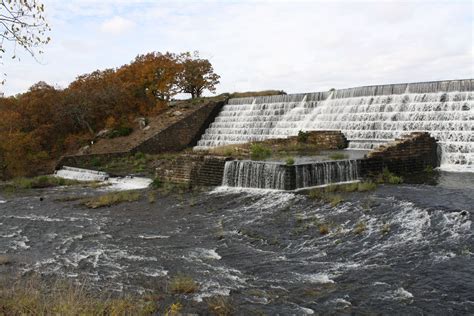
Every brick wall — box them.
[360,132,438,176]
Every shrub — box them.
[319,224,330,235]
[169,275,199,294]
[286,157,295,165]
[151,177,163,189]
[108,126,133,138]
[424,165,434,173]
[328,153,349,160]
[297,130,309,143]
[357,181,377,192]
[250,143,272,160]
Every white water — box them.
[54,166,152,190]
[54,166,109,181]
[195,80,473,172]
[222,159,360,190]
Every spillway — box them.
[195,79,474,172]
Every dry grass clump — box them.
[169,275,199,294]
[81,190,141,209]
[206,295,233,316]
[0,278,157,315]
[353,221,367,235]
[319,224,330,235]
[0,255,12,265]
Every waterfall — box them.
[222,160,288,190]
[54,166,109,181]
[222,159,360,190]
[195,79,473,172]
[294,160,360,188]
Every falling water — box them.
[222,160,288,190]
[195,79,474,172]
[294,160,360,188]
[54,166,109,181]
[222,159,360,190]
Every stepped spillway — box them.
[195,79,474,172]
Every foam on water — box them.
[54,166,152,191]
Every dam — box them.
[195,79,473,173]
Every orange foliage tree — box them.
[0,51,220,179]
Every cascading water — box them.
[195,79,474,172]
[222,160,288,190]
[294,160,360,188]
[54,166,109,181]
[222,159,360,190]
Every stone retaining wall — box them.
[155,155,231,187]
[56,99,226,169]
[360,132,438,176]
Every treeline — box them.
[0,52,220,179]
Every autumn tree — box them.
[0,0,50,60]
[178,52,220,99]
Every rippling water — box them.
[0,172,473,314]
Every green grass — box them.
[375,168,403,184]
[2,176,84,192]
[308,189,344,206]
[81,190,141,209]
[286,157,295,165]
[328,153,349,160]
[250,143,272,160]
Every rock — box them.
[78,145,90,155]
[96,129,110,138]
[135,117,147,129]
[143,125,151,131]
[172,111,183,117]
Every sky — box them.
[1,0,473,96]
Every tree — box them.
[0,0,50,61]
[178,52,220,99]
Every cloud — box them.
[1,0,472,96]
[100,16,135,34]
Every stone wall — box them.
[360,132,438,176]
[300,131,348,149]
[133,100,226,154]
[56,99,226,169]
[155,155,231,187]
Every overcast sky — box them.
[1,0,473,96]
